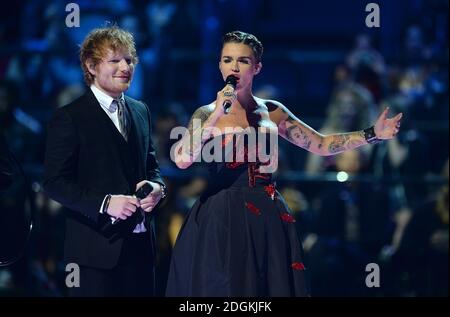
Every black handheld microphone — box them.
[108,182,153,226]
[223,75,238,114]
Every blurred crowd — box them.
[0,0,448,297]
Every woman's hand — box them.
[213,86,237,118]
[374,107,403,140]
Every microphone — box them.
[223,75,238,114]
[106,182,153,227]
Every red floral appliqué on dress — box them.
[291,262,306,270]
[263,183,277,200]
[280,213,296,223]
[245,201,261,216]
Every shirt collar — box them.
[90,85,124,113]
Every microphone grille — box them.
[225,75,238,87]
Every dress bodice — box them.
[202,132,277,191]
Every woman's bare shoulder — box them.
[254,97,289,124]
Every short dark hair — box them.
[222,31,263,63]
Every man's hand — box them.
[136,180,163,213]
[107,195,140,220]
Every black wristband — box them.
[363,126,380,144]
[103,194,112,214]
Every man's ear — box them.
[86,59,96,76]
[254,62,262,75]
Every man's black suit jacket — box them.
[43,89,164,269]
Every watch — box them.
[159,184,167,199]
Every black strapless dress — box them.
[166,134,309,297]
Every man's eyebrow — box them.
[107,55,132,60]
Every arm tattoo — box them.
[283,119,312,150]
[180,107,214,160]
[187,108,210,133]
[328,135,350,153]
[327,131,366,154]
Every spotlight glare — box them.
[336,171,349,182]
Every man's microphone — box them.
[223,75,238,114]
[106,182,153,228]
